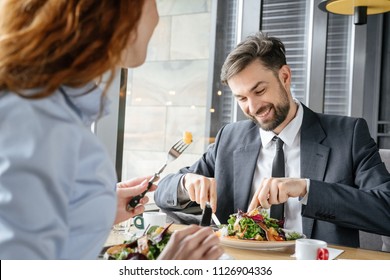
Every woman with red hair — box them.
[0,0,223,260]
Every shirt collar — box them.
[259,99,303,148]
[61,82,111,126]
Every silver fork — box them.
[127,139,191,210]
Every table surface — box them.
[105,225,390,260]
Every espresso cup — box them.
[133,212,167,231]
[295,239,329,260]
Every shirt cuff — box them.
[299,179,310,205]
[177,175,191,207]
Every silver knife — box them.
[212,213,221,226]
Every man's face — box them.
[227,59,292,132]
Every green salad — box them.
[220,208,303,241]
[104,225,171,260]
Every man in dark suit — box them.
[154,32,390,247]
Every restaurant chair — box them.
[359,149,390,252]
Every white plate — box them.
[219,230,305,250]
[220,237,296,250]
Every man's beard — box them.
[247,85,290,131]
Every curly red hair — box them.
[0,0,145,98]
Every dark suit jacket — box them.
[154,104,390,247]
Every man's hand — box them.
[248,178,307,212]
[183,173,217,212]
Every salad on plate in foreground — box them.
[217,207,304,242]
[103,224,172,260]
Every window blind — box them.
[323,14,352,116]
[209,0,238,137]
[260,0,309,104]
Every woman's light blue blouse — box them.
[0,84,117,259]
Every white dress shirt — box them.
[251,100,304,233]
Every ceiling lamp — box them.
[318,0,390,25]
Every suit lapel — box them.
[233,124,261,212]
[300,105,329,181]
[301,141,329,180]
[300,105,330,237]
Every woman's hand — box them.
[158,225,224,260]
[114,176,157,225]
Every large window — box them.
[96,1,388,212]
[323,15,352,115]
[377,13,390,148]
[260,0,355,117]
[117,0,357,188]
[260,0,310,104]
[119,0,237,209]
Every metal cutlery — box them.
[200,202,213,226]
[127,138,191,210]
[199,202,222,228]
[212,213,221,226]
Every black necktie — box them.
[270,136,285,220]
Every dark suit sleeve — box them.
[304,118,390,236]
